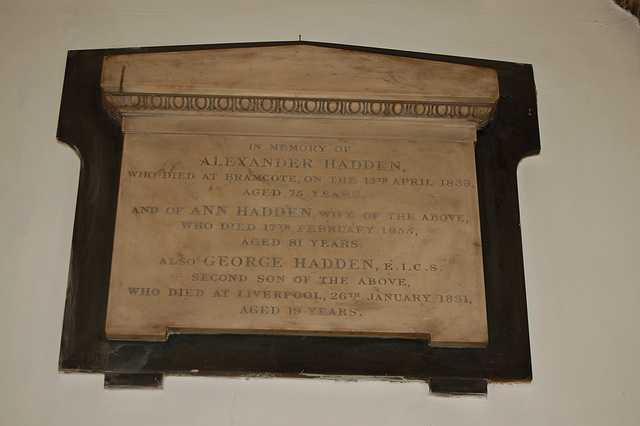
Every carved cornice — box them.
[104,92,497,129]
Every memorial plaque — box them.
[58,42,538,392]
[107,122,486,345]
[102,46,496,347]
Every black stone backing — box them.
[57,41,539,394]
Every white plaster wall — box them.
[1,1,639,424]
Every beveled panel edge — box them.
[121,114,478,142]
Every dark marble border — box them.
[57,41,539,394]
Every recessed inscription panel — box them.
[106,122,487,346]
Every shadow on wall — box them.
[616,0,640,20]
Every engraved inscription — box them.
[106,134,488,346]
